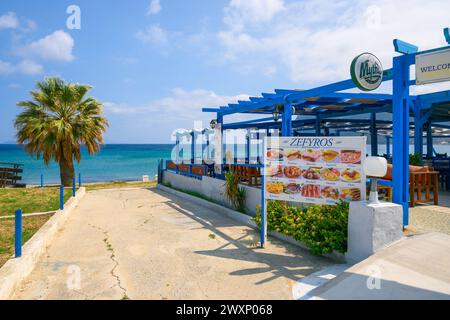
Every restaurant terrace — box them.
[166,29,450,227]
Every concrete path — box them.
[12,188,333,300]
[306,232,450,300]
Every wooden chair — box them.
[381,164,439,206]
[409,171,439,206]
[230,165,261,186]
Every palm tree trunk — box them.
[59,161,75,187]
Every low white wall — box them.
[163,171,262,216]
[0,187,86,299]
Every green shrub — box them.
[224,171,246,213]
[254,200,349,255]
[409,153,423,166]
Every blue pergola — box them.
[199,29,450,226]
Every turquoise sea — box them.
[1,143,449,185]
[0,144,174,185]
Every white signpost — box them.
[260,136,367,247]
[416,48,450,85]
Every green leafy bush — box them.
[224,171,246,213]
[409,153,423,166]
[254,200,349,255]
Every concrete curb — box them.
[157,184,346,263]
[0,187,86,300]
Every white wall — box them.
[162,171,261,216]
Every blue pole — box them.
[15,209,22,258]
[245,130,250,164]
[60,185,64,210]
[256,132,260,164]
[281,102,293,136]
[386,136,391,159]
[413,105,423,158]
[260,138,266,248]
[370,112,378,156]
[78,173,82,187]
[426,123,433,158]
[315,118,321,136]
[191,131,195,164]
[72,177,76,197]
[40,174,44,189]
[392,54,410,226]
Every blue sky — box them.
[1,0,449,143]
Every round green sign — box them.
[350,53,383,91]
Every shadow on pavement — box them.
[151,188,334,286]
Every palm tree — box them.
[15,77,108,186]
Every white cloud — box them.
[218,0,450,86]
[148,0,162,15]
[0,59,42,76]
[224,0,285,32]
[136,24,169,46]
[0,60,14,74]
[104,88,249,118]
[16,60,43,75]
[24,30,75,62]
[103,88,250,142]
[0,12,19,30]
[8,83,21,89]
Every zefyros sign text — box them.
[263,136,367,205]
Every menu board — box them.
[264,137,366,205]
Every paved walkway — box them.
[13,188,333,300]
[306,232,450,300]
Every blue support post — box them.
[386,136,391,159]
[260,138,266,248]
[256,132,261,164]
[370,112,378,156]
[281,102,292,136]
[60,185,64,210]
[14,209,22,258]
[426,123,433,158]
[413,102,423,158]
[191,131,195,164]
[40,174,44,189]
[72,177,76,197]
[315,118,321,136]
[245,130,250,164]
[392,53,410,226]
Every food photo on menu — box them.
[266,148,284,161]
[340,150,362,164]
[321,149,340,163]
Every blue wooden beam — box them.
[444,27,450,45]
[202,108,221,113]
[393,39,419,54]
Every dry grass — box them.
[85,180,156,191]
[0,214,53,267]
[0,188,72,217]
